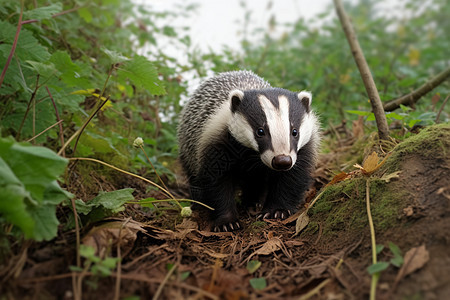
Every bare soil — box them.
[2,124,450,299]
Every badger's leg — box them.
[193,144,241,232]
[240,170,269,210]
[261,165,312,220]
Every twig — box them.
[152,263,178,300]
[71,97,109,155]
[0,1,24,88]
[365,178,378,300]
[26,120,62,142]
[114,218,131,300]
[384,67,450,111]
[435,95,449,123]
[17,75,40,140]
[46,86,66,157]
[333,0,390,141]
[71,64,115,155]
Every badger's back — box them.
[178,71,271,176]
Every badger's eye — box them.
[292,128,298,137]
[256,128,265,137]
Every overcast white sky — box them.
[136,0,333,52]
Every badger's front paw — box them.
[260,208,293,220]
[213,221,241,232]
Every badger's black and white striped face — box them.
[228,88,316,171]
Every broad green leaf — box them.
[249,277,267,290]
[27,202,60,241]
[23,3,62,20]
[246,260,262,274]
[78,7,93,23]
[102,47,130,64]
[50,51,89,88]
[0,157,35,238]
[25,60,56,77]
[3,141,68,201]
[117,55,166,95]
[89,188,134,212]
[367,262,390,275]
[0,138,70,241]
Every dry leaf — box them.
[355,152,391,175]
[352,116,364,139]
[294,211,310,236]
[362,152,380,174]
[248,237,283,261]
[82,220,144,257]
[380,171,401,182]
[403,206,414,217]
[326,171,350,187]
[397,244,429,280]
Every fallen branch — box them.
[383,67,450,111]
[333,0,390,141]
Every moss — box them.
[248,221,267,233]
[310,169,409,235]
[308,124,449,237]
[384,123,450,173]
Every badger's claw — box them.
[259,208,293,220]
[213,221,241,232]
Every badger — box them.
[177,70,320,232]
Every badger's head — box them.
[228,88,317,171]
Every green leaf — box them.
[4,140,68,201]
[89,188,134,212]
[23,3,62,20]
[388,242,402,257]
[367,262,390,275]
[138,197,157,208]
[249,277,267,291]
[0,137,71,241]
[80,244,96,259]
[376,244,384,254]
[102,47,130,64]
[25,60,56,77]
[346,110,372,116]
[117,55,166,95]
[247,260,262,274]
[0,157,35,238]
[389,242,403,267]
[78,7,93,23]
[180,271,190,281]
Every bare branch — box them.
[333,0,390,141]
[383,67,450,111]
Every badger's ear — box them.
[298,91,312,113]
[229,89,245,113]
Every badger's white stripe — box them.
[297,112,319,150]
[259,95,291,154]
[258,95,298,169]
[229,112,258,151]
[198,101,232,160]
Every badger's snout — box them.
[272,155,292,170]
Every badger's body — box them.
[178,71,320,231]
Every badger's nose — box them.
[272,155,292,170]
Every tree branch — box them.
[333,0,390,140]
[383,67,450,111]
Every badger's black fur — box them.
[178,71,320,231]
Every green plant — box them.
[0,136,71,241]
